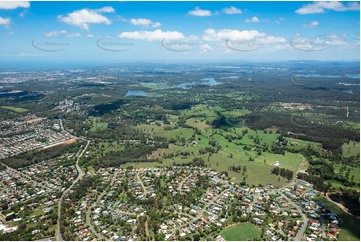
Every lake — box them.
[175,77,222,89]
[297,74,360,79]
[125,91,148,97]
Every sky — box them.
[0,1,359,66]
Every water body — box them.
[175,77,222,89]
[221,76,240,79]
[338,82,359,86]
[125,91,148,97]
[345,74,360,79]
[298,74,360,79]
[341,90,354,94]
[201,77,223,86]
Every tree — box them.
[18,222,26,230]
[194,233,200,241]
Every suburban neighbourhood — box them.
[0,125,346,241]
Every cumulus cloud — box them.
[95,6,115,13]
[291,33,359,52]
[0,1,30,10]
[222,6,243,15]
[58,8,112,31]
[130,18,161,27]
[324,33,359,47]
[202,28,286,44]
[118,29,185,41]
[296,1,360,14]
[0,16,11,28]
[200,43,213,52]
[45,30,81,37]
[188,7,212,17]
[302,21,320,28]
[245,16,260,23]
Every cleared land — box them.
[139,116,305,187]
[1,106,28,113]
[88,117,108,133]
[342,141,360,158]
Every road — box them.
[59,119,64,131]
[169,189,231,236]
[0,161,52,192]
[56,140,90,241]
[281,194,309,241]
[197,188,230,219]
[136,173,147,196]
[85,169,119,240]
[177,174,192,192]
[114,209,136,217]
[247,193,259,213]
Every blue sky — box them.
[0,1,359,65]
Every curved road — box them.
[85,170,119,240]
[281,194,309,241]
[177,174,192,193]
[136,173,147,196]
[56,140,90,241]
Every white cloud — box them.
[188,7,212,17]
[87,34,95,38]
[302,21,320,28]
[0,1,30,10]
[1,52,41,57]
[130,18,161,28]
[200,43,213,52]
[45,30,81,37]
[118,29,185,41]
[66,32,81,37]
[202,28,286,44]
[95,6,115,13]
[291,33,359,51]
[19,10,27,17]
[58,9,111,31]
[0,17,11,28]
[222,6,243,15]
[296,1,360,14]
[274,17,285,24]
[324,33,359,47]
[245,16,260,23]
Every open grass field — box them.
[1,106,28,113]
[88,117,108,133]
[332,163,360,189]
[140,82,170,90]
[342,141,360,158]
[140,115,307,187]
[219,223,261,241]
[286,138,321,151]
[96,142,124,154]
[315,195,360,241]
[185,118,211,132]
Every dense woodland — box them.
[2,142,82,169]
